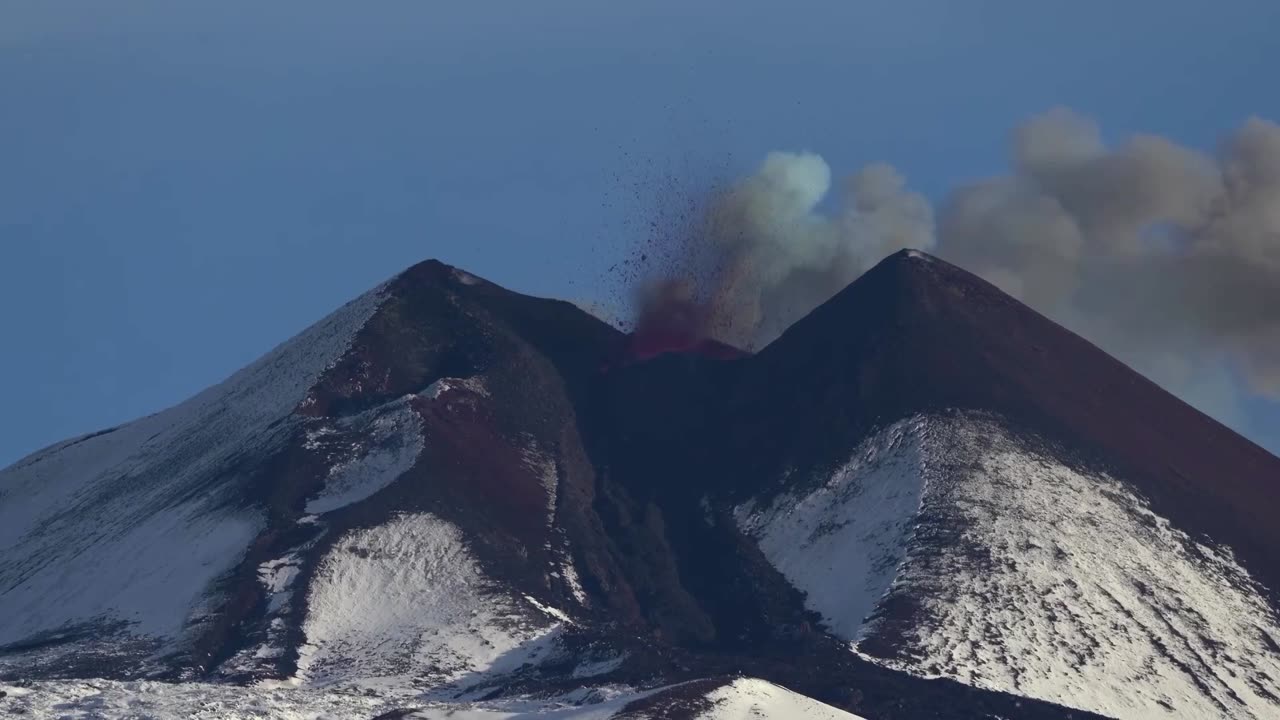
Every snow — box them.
[297,512,559,687]
[423,376,491,401]
[0,680,624,720]
[695,678,867,719]
[735,417,928,641]
[259,556,302,596]
[742,412,1280,720]
[523,595,574,624]
[571,655,626,679]
[560,556,590,607]
[221,529,329,676]
[522,436,582,608]
[0,284,386,671]
[402,693,639,720]
[0,680,395,720]
[424,379,452,400]
[258,553,305,613]
[0,676,859,718]
[304,397,424,514]
[519,438,560,525]
[453,268,484,286]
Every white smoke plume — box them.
[677,109,1280,443]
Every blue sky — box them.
[3,1,1279,465]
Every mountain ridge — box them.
[1,249,1277,719]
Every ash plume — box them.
[632,152,934,350]
[937,109,1280,412]
[627,108,1280,442]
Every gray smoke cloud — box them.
[688,109,1280,442]
[698,152,934,347]
[938,109,1280,407]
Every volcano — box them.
[1,251,1277,720]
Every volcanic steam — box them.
[616,108,1280,453]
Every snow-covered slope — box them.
[0,285,387,676]
[734,418,927,643]
[693,678,867,719]
[737,412,1280,719]
[302,397,425,515]
[297,512,561,686]
[0,677,863,720]
[0,259,624,692]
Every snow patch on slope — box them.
[0,285,386,671]
[519,436,560,525]
[696,678,867,719]
[743,413,1280,720]
[424,376,491,400]
[453,268,484,286]
[735,416,928,641]
[571,655,626,679]
[305,398,424,514]
[0,679,400,720]
[219,526,331,678]
[259,554,304,611]
[297,512,558,687]
[560,554,590,607]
